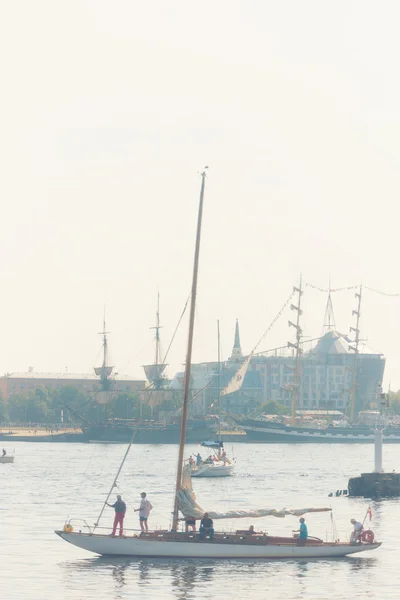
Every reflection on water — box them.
[60,554,382,600]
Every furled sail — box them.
[95,391,117,405]
[94,366,113,379]
[177,466,331,520]
[220,354,252,396]
[143,364,167,384]
[139,388,174,407]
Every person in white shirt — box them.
[350,518,363,543]
[134,492,153,532]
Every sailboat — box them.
[56,170,381,558]
[189,320,235,478]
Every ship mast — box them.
[142,294,167,388]
[172,168,207,531]
[151,292,162,367]
[217,319,221,442]
[288,276,303,426]
[94,309,113,391]
[349,285,362,424]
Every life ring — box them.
[360,530,374,544]
[63,524,74,533]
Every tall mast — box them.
[102,310,108,373]
[217,319,221,442]
[143,293,167,388]
[288,276,303,426]
[349,285,362,424]
[94,307,113,392]
[172,168,207,531]
[150,292,162,367]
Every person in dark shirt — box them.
[199,513,214,540]
[106,494,127,536]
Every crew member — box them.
[106,494,126,537]
[199,512,214,541]
[185,517,197,532]
[294,517,308,545]
[134,492,153,532]
[350,518,363,543]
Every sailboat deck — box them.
[127,531,327,546]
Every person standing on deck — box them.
[134,492,153,532]
[106,494,126,536]
[196,453,202,467]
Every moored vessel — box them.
[0,455,14,463]
[233,417,400,443]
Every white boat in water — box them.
[188,322,235,478]
[56,529,380,558]
[0,456,14,464]
[55,171,381,559]
[190,461,234,478]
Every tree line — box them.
[0,386,146,425]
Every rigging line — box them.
[365,285,400,297]
[139,294,191,412]
[93,426,140,530]
[304,282,359,293]
[161,293,191,366]
[64,442,98,523]
[248,288,297,356]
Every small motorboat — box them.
[190,461,234,477]
[0,455,14,464]
[188,444,235,478]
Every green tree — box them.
[109,393,140,419]
[0,398,7,421]
[254,400,289,416]
[388,390,400,415]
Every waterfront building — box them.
[183,320,385,419]
[251,329,385,416]
[0,372,146,402]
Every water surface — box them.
[1,442,398,599]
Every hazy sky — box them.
[1,1,400,388]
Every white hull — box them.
[56,531,380,558]
[191,463,234,477]
[0,456,14,463]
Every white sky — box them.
[1,1,400,388]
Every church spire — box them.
[229,319,243,362]
[323,292,336,332]
[321,276,336,335]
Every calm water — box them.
[1,441,399,600]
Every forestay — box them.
[177,466,331,520]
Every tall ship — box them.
[82,304,217,444]
[230,283,399,442]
